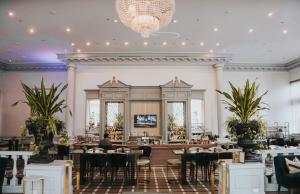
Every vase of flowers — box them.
[217,80,269,154]
[13,78,71,163]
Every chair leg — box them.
[195,165,198,185]
[167,164,169,181]
[278,185,280,192]
[148,163,151,182]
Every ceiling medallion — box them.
[116,0,176,38]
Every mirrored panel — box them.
[86,99,100,135]
[105,102,124,142]
[191,99,205,140]
[167,102,186,141]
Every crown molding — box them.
[285,58,300,71]
[57,52,232,65]
[1,63,66,71]
[224,63,288,72]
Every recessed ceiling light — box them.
[200,42,205,46]
[28,28,35,34]
[209,49,214,53]
[268,12,273,17]
[181,42,186,46]
[8,59,12,63]
[124,41,129,46]
[216,42,220,46]
[86,42,91,46]
[66,28,71,32]
[172,19,177,23]
[248,28,254,33]
[143,41,148,46]
[8,11,14,17]
[162,41,167,46]
[113,19,118,23]
[282,29,288,34]
[213,28,218,32]
[105,42,110,46]
[71,42,75,46]
[77,49,81,53]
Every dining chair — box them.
[88,153,108,183]
[57,145,70,160]
[109,153,129,184]
[137,146,151,183]
[166,158,181,182]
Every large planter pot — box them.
[237,139,257,150]
[30,131,54,164]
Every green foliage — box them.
[113,113,124,129]
[12,78,70,135]
[218,80,269,141]
[167,113,176,131]
[59,130,70,146]
[217,80,269,123]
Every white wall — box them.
[75,65,218,135]
[0,66,294,136]
[289,67,300,82]
[223,71,291,128]
[0,71,67,136]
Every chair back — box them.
[219,152,233,159]
[109,153,128,167]
[57,145,70,159]
[99,144,113,151]
[138,146,151,158]
[89,153,108,168]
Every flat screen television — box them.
[134,114,157,128]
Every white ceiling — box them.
[0,0,300,65]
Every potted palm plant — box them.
[217,80,269,153]
[13,78,71,163]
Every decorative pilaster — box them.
[66,63,76,135]
[214,64,226,137]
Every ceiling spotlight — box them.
[8,59,12,63]
[113,19,118,23]
[213,28,218,32]
[124,41,129,46]
[181,42,186,46]
[66,28,71,32]
[143,41,148,46]
[28,28,35,34]
[8,11,14,17]
[282,29,288,34]
[268,12,273,17]
[105,42,110,46]
[209,49,214,53]
[216,42,220,46]
[248,28,254,33]
[86,42,91,46]
[200,42,205,46]
[77,49,81,53]
[162,41,167,46]
[71,42,75,46]
[173,19,177,23]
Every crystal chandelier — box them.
[116,0,176,38]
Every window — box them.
[106,102,124,127]
[86,99,100,133]
[291,81,300,134]
[167,102,185,127]
[190,90,205,139]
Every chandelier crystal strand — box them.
[116,0,175,38]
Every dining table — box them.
[74,149,143,185]
[173,148,236,185]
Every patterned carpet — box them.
[77,167,213,194]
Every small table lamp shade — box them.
[23,175,45,194]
